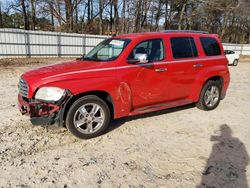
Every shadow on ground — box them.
[197,124,249,188]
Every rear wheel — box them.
[196,80,222,111]
[233,59,238,66]
[66,95,110,139]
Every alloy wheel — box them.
[73,103,105,134]
[204,86,219,107]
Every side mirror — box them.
[127,53,148,64]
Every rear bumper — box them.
[18,94,61,126]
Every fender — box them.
[40,76,121,118]
[189,64,228,102]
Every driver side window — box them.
[128,39,164,62]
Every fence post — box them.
[83,34,86,56]
[24,31,31,57]
[57,33,61,57]
[241,44,243,55]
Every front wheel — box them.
[196,80,222,111]
[66,95,111,139]
[233,59,238,66]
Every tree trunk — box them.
[134,0,142,32]
[109,0,113,34]
[30,0,36,30]
[81,4,87,33]
[91,0,93,19]
[164,0,169,29]
[20,0,29,30]
[141,0,150,29]
[87,0,91,23]
[99,0,103,34]
[74,0,78,25]
[0,2,3,28]
[114,0,119,34]
[65,0,74,32]
[122,0,126,33]
[55,0,62,29]
[221,11,230,40]
[178,2,187,30]
[155,0,162,30]
[49,2,55,31]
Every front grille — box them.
[18,78,29,97]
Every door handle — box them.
[155,68,167,72]
[193,64,203,68]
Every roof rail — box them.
[162,30,209,34]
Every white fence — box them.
[0,28,250,58]
[223,43,250,55]
[0,28,109,58]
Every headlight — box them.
[35,87,65,102]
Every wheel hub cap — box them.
[73,103,105,134]
[204,86,219,107]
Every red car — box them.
[18,30,230,139]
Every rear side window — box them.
[200,37,221,56]
[171,37,198,58]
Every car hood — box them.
[21,60,114,94]
[23,60,106,78]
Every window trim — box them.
[170,36,199,59]
[200,37,222,56]
[127,38,166,63]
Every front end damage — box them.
[18,91,72,126]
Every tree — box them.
[155,0,162,30]
[0,2,3,28]
[113,0,118,34]
[134,0,142,32]
[20,0,29,30]
[99,0,104,34]
[121,0,126,33]
[30,0,36,30]
[164,0,169,29]
[1,0,250,43]
[65,0,74,31]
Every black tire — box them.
[196,80,222,111]
[66,95,110,139]
[233,59,238,66]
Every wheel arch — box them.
[191,75,224,102]
[60,90,114,127]
[204,75,224,87]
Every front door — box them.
[119,39,168,109]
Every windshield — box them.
[83,38,130,61]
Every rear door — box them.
[165,36,201,102]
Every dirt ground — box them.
[0,58,250,188]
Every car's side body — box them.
[225,50,240,65]
[18,31,230,129]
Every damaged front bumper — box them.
[18,91,72,126]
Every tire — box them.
[65,95,111,139]
[196,80,222,111]
[233,59,238,66]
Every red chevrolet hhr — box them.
[18,30,230,139]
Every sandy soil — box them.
[0,59,250,188]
